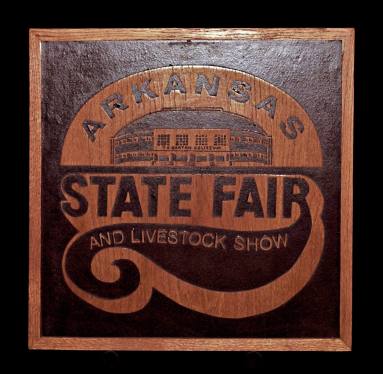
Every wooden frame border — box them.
[29,28,354,351]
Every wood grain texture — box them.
[60,66,323,167]
[340,29,354,350]
[30,337,350,351]
[29,28,354,351]
[30,28,354,41]
[59,64,325,318]
[29,29,42,350]
[62,173,324,318]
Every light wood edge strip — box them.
[29,31,42,347]
[28,28,354,351]
[29,28,354,41]
[29,337,350,351]
[339,29,354,350]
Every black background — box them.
[4,2,376,371]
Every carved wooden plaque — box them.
[29,28,354,351]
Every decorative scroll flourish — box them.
[59,65,325,318]
[62,175,324,318]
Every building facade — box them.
[111,127,272,166]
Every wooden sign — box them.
[29,28,354,351]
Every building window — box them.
[195,134,208,146]
[176,134,189,146]
[157,134,170,147]
[214,134,227,146]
